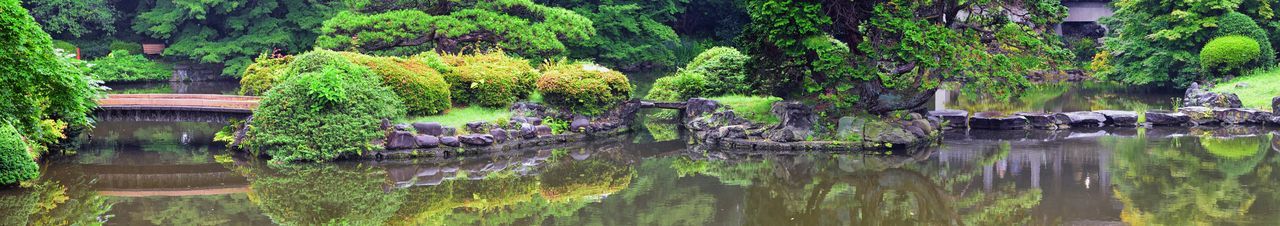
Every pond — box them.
[933,82,1184,113]
[5,119,1280,225]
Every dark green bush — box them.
[1,0,98,156]
[1,123,38,186]
[342,52,452,115]
[537,62,633,115]
[246,55,405,163]
[441,52,538,107]
[1216,12,1274,66]
[684,47,750,95]
[239,53,295,96]
[108,41,142,55]
[88,50,172,82]
[1200,36,1261,76]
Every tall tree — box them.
[21,0,118,38]
[131,0,344,76]
[741,0,1070,114]
[536,0,683,71]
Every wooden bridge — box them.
[96,94,260,123]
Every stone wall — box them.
[170,63,229,82]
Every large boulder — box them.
[684,98,721,122]
[1095,110,1139,126]
[968,112,1028,130]
[1145,111,1191,126]
[386,131,417,150]
[1183,82,1243,108]
[416,135,440,148]
[718,125,748,139]
[440,136,461,147]
[535,125,553,136]
[489,128,509,142]
[1179,107,1220,125]
[413,122,443,136]
[459,134,495,146]
[1213,108,1254,124]
[570,115,591,133]
[1055,111,1106,127]
[766,127,804,143]
[928,110,969,129]
[772,101,818,130]
[518,123,537,139]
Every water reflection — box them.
[5,121,1280,225]
[933,82,1182,113]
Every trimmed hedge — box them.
[342,52,452,115]
[1,123,38,186]
[88,50,172,82]
[537,62,633,115]
[245,53,405,163]
[644,70,709,102]
[1200,35,1261,76]
[441,52,538,107]
[239,54,295,96]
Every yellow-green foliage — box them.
[441,52,538,107]
[398,106,510,129]
[645,70,708,102]
[1,123,39,186]
[1212,68,1280,110]
[709,95,782,124]
[1200,35,1261,76]
[341,52,452,115]
[537,62,633,115]
[239,54,294,96]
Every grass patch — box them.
[1213,68,1280,110]
[709,95,782,125]
[399,106,510,129]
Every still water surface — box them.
[4,120,1280,225]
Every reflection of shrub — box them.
[249,165,402,225]
[246,53,405,162]
[1,124,38,186]
[89,50,172,82]
[341,52,452,115]
[537,62,633,115]
[1200,36,1261,76]
[440,52,538,107]
[538,159,634,201]
[238,54,294,96]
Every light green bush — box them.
[246,55,405,163]
[88,50,172,82]
[238,53,295,96]
[1200,35,1261,76]
[644,70,709,102]
[342,52,452,115]
[1,123,38,186]
[537,62,633,115]
[684,47,750,95]
[440,52,538,107]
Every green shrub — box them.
[708,95,782,124]
[88,50,172,82]
[1,0,99,156]
[1216,12,1274,66]
[108,41,142,55]
[239,54,295,96]
[341,52,452,115]
[537,62,633,115]
[684,47,750,95]
[1200,36,1261,76]
[440,52,538,107]
[1,123,38,186]
[644,70,710,102]
[50,40,76,52]
[246,56,405,163]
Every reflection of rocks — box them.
[1145,111,1190,126]
[968,112,1028,130]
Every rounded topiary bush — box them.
[1200,35,1261,76]
[246,56,405,163]
[342,52,452,115]
[644,70,709,102]
[239,54,294,96]
[684,47,750,95]
[441,52,538,107]
[1216,12,1274,66]
[537,62,632,115]
[1,124,38,186]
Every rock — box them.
[509,102,546,117]
[518,123,537,139]
[465,121,492,134]
[1095,110,1139,126]
[413,122,443,136]
[684,98,722,122]
[903,121,928,138]
[1145,111,1191,126]
[1273,96,1280,113]
[570,116,591,133]
[719,125,748,139]
[459,134,495,146]
[968,112,1028,130]
[765,128,802,143]
[489,128,509,142]
[442,127,457,136]
[1015,112,1063,129]
[535,125,553,136]
[380,118,392,130]
[1179,107,1219,125]
[415,135,440,148]
[927,110,968,129]
[386,131,417,150]
[910,119,935,136]
[837,117,863,138]
[1055,111,1106,127]
[1249,110,1274,124]
[772,101,817,130]
[862,119,918,146]
[1214,108,1262,125]
[394,123,412,131]
[1183,83,1243,108]
[440,136,461,147]
[687,110,747,132]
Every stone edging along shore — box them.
[931,93,1280,131]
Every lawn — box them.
[1212,68,1280,110]
[398,106,511,129]
[708,95,782,125]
